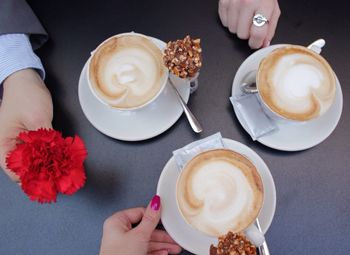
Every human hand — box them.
[100,195,182,255]
[218,0,281,49]
[0,69,53,182]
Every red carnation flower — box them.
[6,129,87,203]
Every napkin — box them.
[230,94,278,140]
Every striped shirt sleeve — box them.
[0,33,45,85]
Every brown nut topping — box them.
[163,35,202,78]
[210,232,257,255]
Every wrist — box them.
[3,68,44,90]
[2,68,50,105]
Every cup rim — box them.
[87,32,169,111]
[175,148,264,237]
[256,44,337,122]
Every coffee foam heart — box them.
[89,35,168,109]
[176,149,264,236]
[258,46,336,121]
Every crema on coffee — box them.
[88,34,168,109]
[258,45,336,121]
[176,149,264,236]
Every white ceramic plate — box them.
[231,44,343,151]
[157,138,276,255]
[78,37,190,141]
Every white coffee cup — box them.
[87,32,169,111]
[241,39,337,122]
[176,149,265,246]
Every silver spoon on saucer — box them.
[256,219,270,255]
[168,78,203,133]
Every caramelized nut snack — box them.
[163,35,202,78]
[210,232,257,255]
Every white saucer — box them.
[78,38,190,141]
[157,138,276,255]
[231,45,343,151]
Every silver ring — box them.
[253,14,269,27]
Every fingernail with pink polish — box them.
[151,195,160,211]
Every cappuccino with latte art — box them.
[176,149,264,237]
[257,45,336,121]
[88,33,168,110]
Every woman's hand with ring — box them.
[218,0,281,49]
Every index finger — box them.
[218,0,230,27]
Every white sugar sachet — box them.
[173,132,224,170]
[230,95,278,140]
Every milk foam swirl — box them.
[258,46,336,121]
[89,35,168,109]
[176,150,264,236]
[102,49,159,98]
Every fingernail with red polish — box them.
[151,195,161,211]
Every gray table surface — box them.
[1,0,350,254]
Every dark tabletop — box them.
[1,0,350,254]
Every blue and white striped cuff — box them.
[0,33,45,85]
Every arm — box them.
[0,0,53,182]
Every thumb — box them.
[134,195,161,240]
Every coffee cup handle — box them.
[240,70,258,94]
[244,223,265,247]
[307,38,325,54]
[188,72,200,94]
